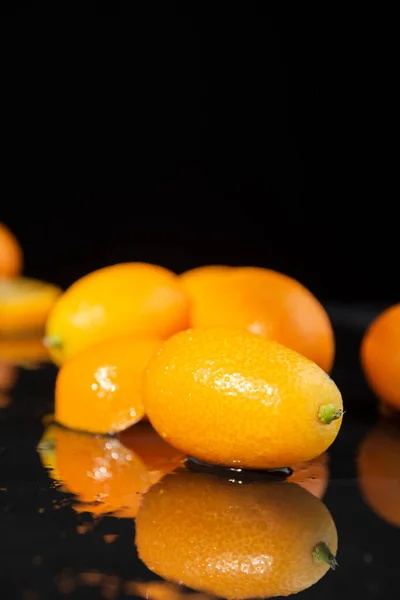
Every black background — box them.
[1,7,396,305]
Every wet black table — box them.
[0,305,399,600]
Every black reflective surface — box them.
[0,307,399,600]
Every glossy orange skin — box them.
[119,421,185,485]
[361,304,400,410]
[0,277,61,336]
[144,328,343,469]
[0,223,23,277]
[136,471,338,599]
[180,266,334,372]
[357,418,400,527]
[55,336,161,434]
[289,452,329,499]
[37,425,152,518]
[45,263,191,364]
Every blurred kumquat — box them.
[0,222,23,277]
[361,303,400,410]
[45,262,191,364]
[0,277,61,336]
[180,265,334,372]
[0,337,50,366]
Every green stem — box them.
[43,336,63,349]
[312,542,338,570]
[318,404,343,425]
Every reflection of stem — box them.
[318,404,343,425]
[312,542,338,570]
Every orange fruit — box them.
[0,277,61,336]
[361,303,400,410]
[45,262,190,365]
[119,421,185,485]
[180,265,334,372]
[180,264,234,294]
[55,336,161,435]
[37,424,151,518]
[136,470,338,599]
[357,418,400,527]
[288,452,329,499]
[143,328,343,469]
[0,337,50,366]
[0,222,23,277]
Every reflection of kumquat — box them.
[0,277,61,336]
[45,263,191,364]
[289,452,329,499]
[37,423,62,483]
[37,425,151,518]
[0,222,23,277]
[0,362,18,391]
[132,581,214,600]
[180,265,334,372]
[144,328,343,469]
[361,304,400,410]
[119,421,185,485]
[136,470,338,599]
[0,391,12,408]
[55,336,161,434]
[357,418,400,528]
